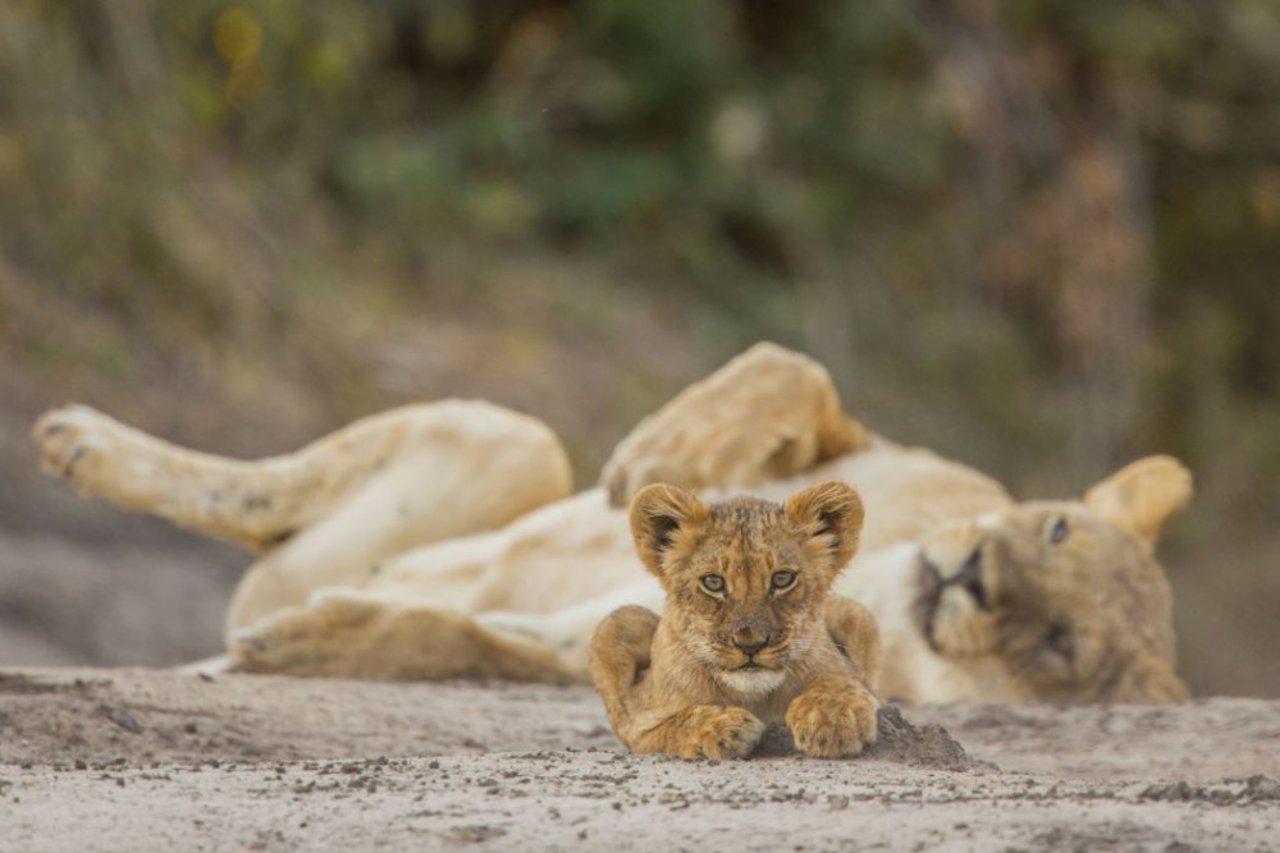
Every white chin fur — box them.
[716,668,786,697]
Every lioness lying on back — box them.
[33,343,1193,704]
[591,482,879,759]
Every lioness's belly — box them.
[372,444,1006,613]
[753,445,1012,552]
[368,445,1019,702]
[371,489,638,614]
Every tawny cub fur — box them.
[589,481,881,760]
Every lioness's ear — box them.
[1083,456,1193,549]
[628,483,708,578]
[785,481,864,573]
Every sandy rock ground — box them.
[1,669,1276,852]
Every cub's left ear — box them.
[1083,455,1193,550]
[785,481,864,572]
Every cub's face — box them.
[629,481,863,696]
[913,456,1193,703]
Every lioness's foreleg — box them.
[230,590,576,683]
[601,342,868,506]
[33,400,571,553]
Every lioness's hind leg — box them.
[34,401,571,553]
[230,591,577,683]
[33,404,381,550]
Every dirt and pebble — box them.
[0,668,1276,851]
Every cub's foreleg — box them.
[628,705,767,760]
[786,597,882,759]
[589,606,765,760]
[823,596,882,692]
[785,673,878,759]
[588,605,660,741]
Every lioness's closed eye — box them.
[589,481,882,760]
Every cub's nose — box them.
[731,623,771,656]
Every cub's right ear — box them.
[628,483,708,578]
[784,481,865,573]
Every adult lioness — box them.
[33,343,1192,703]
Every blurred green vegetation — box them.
[2,1,1279,693]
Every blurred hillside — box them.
[1,1,1277,696]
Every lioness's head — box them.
[913,455,1193,703]
[628,481,863,695]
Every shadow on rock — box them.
[754,705,987,771]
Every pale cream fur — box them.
[32,343,1193,703]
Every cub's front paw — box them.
[687,706,767,760]
[786,677,879,759]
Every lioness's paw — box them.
[32,405,117,485]
[229,593,383,676]
[600,344,869,506]
[601,344,849,506]
[602,420,810,508]
[689,707,766,760]
[786,678,879,759]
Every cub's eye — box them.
[700,574,726,594]
[1049,517,1069,544]
[770,570,798,590]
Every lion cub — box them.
[590,481,881,760]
